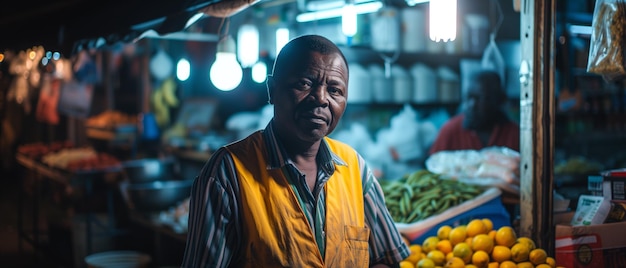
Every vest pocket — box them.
[341,225,370,267]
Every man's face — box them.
[464,81,501,129]
[270,51,348,143]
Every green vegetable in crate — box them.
[382,170,485,224]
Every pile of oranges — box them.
[400,218,563,268]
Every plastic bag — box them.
[481,34,506,86]
[587,0,626,81]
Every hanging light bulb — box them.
[275,27,290,57]
[429,0,457,42]
[342,0,357,37]
[176,58,190,81]
[251,61,267,83]
[210,35,243,91]
[237,23,259,68]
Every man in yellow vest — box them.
[182,34,410,267]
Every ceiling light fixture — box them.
[342,0,358,37]
[429,0,457,42]
[237,23,260,68]
[210,35,243,91]
[296,1,383,23]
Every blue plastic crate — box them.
[394,188,511,245]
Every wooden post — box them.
[518,0,556,253]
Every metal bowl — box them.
[125,179,193,212]
[122,157,176,183]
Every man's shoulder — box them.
[441,114,465,131]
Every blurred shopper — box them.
[181,35,409,267]
[429,70,519,155]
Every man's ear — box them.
[266,75,274,104]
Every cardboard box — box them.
[555,220,626,267]
[602,176,626,201]
[601,169,626,202]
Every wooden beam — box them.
[518,0,556,253]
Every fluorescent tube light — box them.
[342,2,357,36]
[429,0,457,42]
[296,1,383,22]
[569,25,592,36]
[405,0,430,6]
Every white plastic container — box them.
[392,65,412,103]
[437,67,460,103]
[370,7,400,52]
[401,7,426,53]
[369,64,393,103]
[347,63,372,103]
[410,63,438,103]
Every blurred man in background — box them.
[429,70,519,155]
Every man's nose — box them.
[310,85,329,106]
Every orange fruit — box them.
[471,250,490,268]
[472,234,495,253]
[466,219,488,237]
[405,244,423,263]
[495,226,517,247]
[427,250,446,266]
[417,258,435,268]
[422,236,440,253]
[488,230,497,241]
[437,225,452,240]
[536,264,552,268]
[452,242,473,263]
[499,261,517,268]
[448,226,467,246]
[482,218,494,232]
[436,239,453,254]
[400,260,416,268]
[444,257,466,268]
[517,237,537,251]
[491,245,512,263]
[546,256,556,267]
[511,243,531,263]
[446,251,454,261]
[517,261,534,268]
[529,248,548,265]
[487,262,499,268]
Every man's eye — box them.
[296,80,311,89]
[328,87,343,95]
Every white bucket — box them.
[85,251,151,268]
[401,7,426,53]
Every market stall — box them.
[2,0,626,267]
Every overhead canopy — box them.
[1,0,260,55]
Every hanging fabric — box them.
[35,75,61,124]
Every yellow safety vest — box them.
[226,132,370,267]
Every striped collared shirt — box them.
[181,121,410,267]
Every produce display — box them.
[85,110,138,129]
[400,219,561,268]
[382,170,485,224]
[17,140,75,159]
[18,142,121,172]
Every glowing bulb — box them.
[251,61,267,83]
[210,35,243,91]
[176,58,190,81]
[429,0,457,42]
[275,28,290,57]
[237,23,260,68]
[342,2,357,37]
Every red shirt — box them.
[428,114,520,155]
